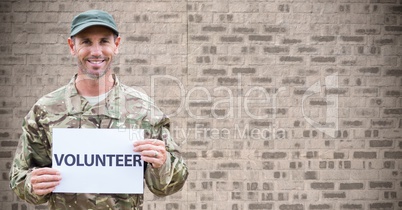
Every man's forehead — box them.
[74,25,116,38]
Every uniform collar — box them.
[65,74,124,119]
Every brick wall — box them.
[1,0,401,209]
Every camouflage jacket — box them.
[9,74,188,210]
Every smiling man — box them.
[9,10,188,210]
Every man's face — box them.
[68,26,120,79]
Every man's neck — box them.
[75,74,115,97]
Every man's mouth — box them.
[87,59,105,64]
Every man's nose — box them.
[90,44,102,56]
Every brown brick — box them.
[311,36,335,42]
[188,14,202,23]
[157,99,181,106]
[311,182,335,190]
[126,36,150,42]
[217,78,238,85]
[341,204,363,209]
[279,56,303,62]
[310,204,332,209]
[354,88,379,96]
[355,28,379,35]
[263,162,275,170]
[124,58,148,64]
[196,56,211,63]
[232,67,256,74]
[217,162,241,169]
[189,102,213,107]
[304,171,317,180]
[0,151,12,158]
[0,56,25,65]
[165,203,179,209]
[217,56,242,64]
[282,38,302,44]
[202,46,217,54]
[249,35,273,42]
[311,57,336,63]
[266,108,287,115]
[282,77,305,85]
[386,6,402,13]
[353,151,377,159]
[370,140,393,148]
[374,38,394,45]
[212,151,224,158]
[251,77,272,83]
[264,26,287,33]
[220,36,243,42]
[278,204,303,210]
[383,109,402,115]
[339,183,364,190]
[323,192,346,199]
[210,171,227,179]
[309,99,333,106]
[326,88,348,95]
[264,46,289,54]
[384,90,401,97]
[202,68,226,76]
[249,203,273,210]
[340,36,364,42]
[261,152,287,159]
[182,152,197,159]
[369,202,393,209]
[384,151,402,159]
[385,26,402,32]
[190,35,210,41]
[342,120,363,127]
[233,27,256,33]
[250,121,273,127]
[334,152,345,159]
[202,26,226,32]
[188,141,209,147]
[385,69,402,77]
[0,141,18,147]
[369,181,393,189]
[298,47,317,53]
[247,182,258,190]
[357,67,380,74]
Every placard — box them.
[52,128,144,194]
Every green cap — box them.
[70,10,119,37]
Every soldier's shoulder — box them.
[35,85,68,106]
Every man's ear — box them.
[67,37,76,56]
[113,36,121,55]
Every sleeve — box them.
[144,117,188,197]
[9,106,52,204]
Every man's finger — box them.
[140,156,164,168]
[133,142,166,152]
[33,181,60,190]
[134,139,165,146]
[32,168,60,176]
[31,174,62,184]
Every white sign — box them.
[52,128,144,194]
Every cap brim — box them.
[70,22,119,37]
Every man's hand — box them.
[133,139,167,168]
[30,168,61,195]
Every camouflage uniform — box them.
[10,74,188,210]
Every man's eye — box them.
[81,40,90,44]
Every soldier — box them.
[9,10,188,209]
